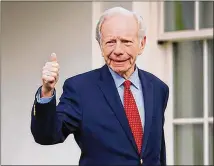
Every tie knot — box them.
[124,80,131,89]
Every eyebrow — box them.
[105,37,133,41]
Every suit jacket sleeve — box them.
[160,84,169,166]
[30,78,82,145]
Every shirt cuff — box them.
[36,87,55,104]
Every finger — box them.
[50,53,57,62]
[43,70,58,77]
[43,66,59,73]
[44,62,59,68]
[49,71,58,78]
[51,63,59,68]
[43,70,58,81]
[42,75,55,83]
[50,68,59,73]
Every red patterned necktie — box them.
[123,80,143,154]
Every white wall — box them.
[1,2,92,165]
[1,1,170,165]
[133,2,169,82]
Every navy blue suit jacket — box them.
[31,64,169,166]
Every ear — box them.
[139,36,146,55]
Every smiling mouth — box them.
[109,59,130,67]
[110,59,129,63]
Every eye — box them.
[121,39,132,45]
[106,40,116,44]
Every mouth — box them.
[110,58,130,62]
[109,58,130,66]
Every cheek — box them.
[126,47,138,59]
[102,47,114,58]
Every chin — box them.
[111,66,128,74]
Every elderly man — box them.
[31,7,169,166]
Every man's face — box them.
[100,14,146,77]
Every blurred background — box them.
[1,1,213,165]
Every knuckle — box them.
[54,72,57,77]
[51,68,55,72]
[49,76,55,81]
[51,72,56,77]
[46,76,51,80]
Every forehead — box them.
[100,14,138,39]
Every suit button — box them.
[34,105,36,116]
[140,159,143,164]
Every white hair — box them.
[96,7,146,45]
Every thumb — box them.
[50,52,57,62]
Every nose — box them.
[114,42,124,56]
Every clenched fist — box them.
[41,53,60,97]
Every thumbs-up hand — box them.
[41,53,60,97]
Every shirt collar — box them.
[108,66,141,89]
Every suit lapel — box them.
[138,69,154,158]
[97,65,139,154]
